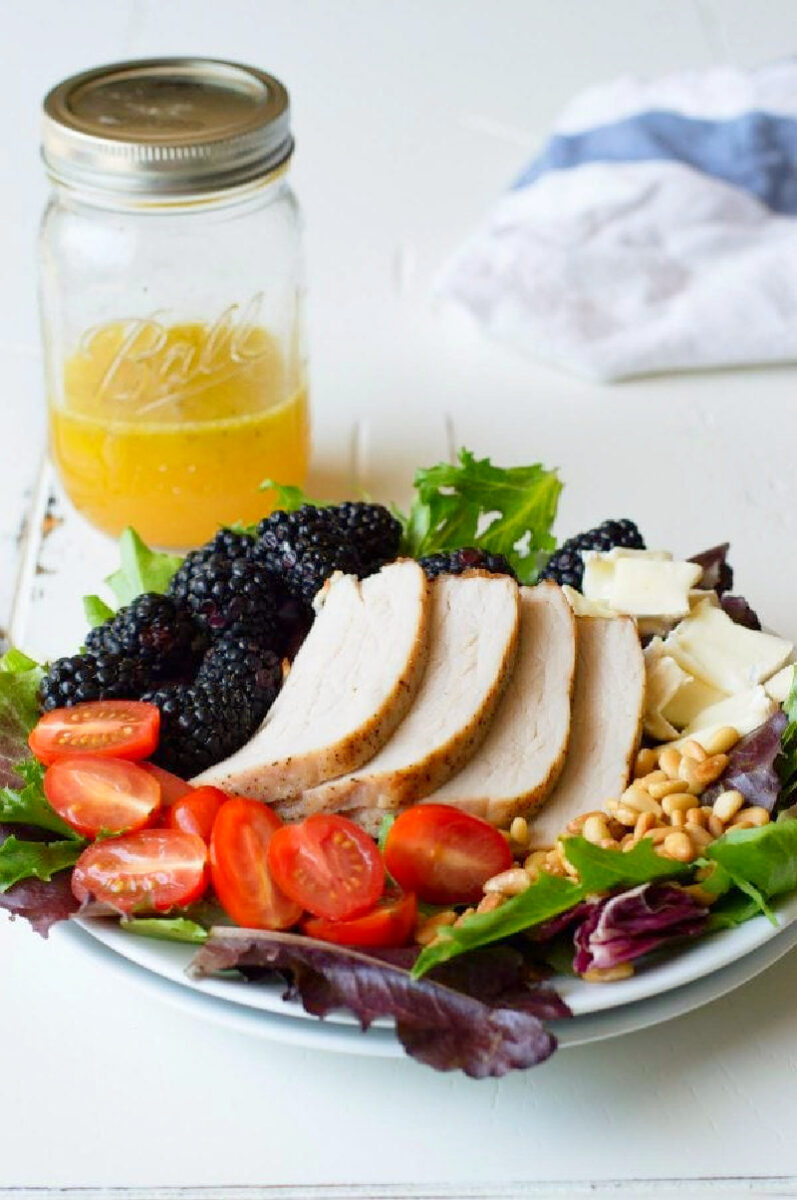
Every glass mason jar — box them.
[39,58,309,549]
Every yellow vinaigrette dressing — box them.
[50,312,309,548]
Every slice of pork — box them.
[527,615,645,846]
[193,560,431,799]
[286,573,520,820]
[427,582,576,827]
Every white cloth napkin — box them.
[440,62,797,381]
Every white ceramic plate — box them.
[72,887,797,1030]
[61,912,797,1056]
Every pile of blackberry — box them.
[38,501,402,777]
[418,548,517,581]
[538,518,646,591]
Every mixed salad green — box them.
[2,448,797,1078]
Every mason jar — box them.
[39,58,309,549]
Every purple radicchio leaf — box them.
[689,543,733,596]
[189,928,570,1078]
[525,898,600,942]
[720,594,762,631]
[572,883,708,975]
[0,822,79,936]
[703,711,788,813]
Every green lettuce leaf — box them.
[561,835,694,891]
[120,916,208,944]
[412,836,693,979]
[83,594,115,629]
[0,649,43,739]
[258,478,324,512]
[105,528,183,608]
[0,834,84,892]
[706,807,797,901]
[412,872,582,978]
[402,449,562,584]
[0,758,80,840]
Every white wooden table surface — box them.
[2,3,797,1197]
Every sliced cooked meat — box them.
[193,561,431,799]
[528,616,645,846]
[427,582,576,827]
[287,573,520,820]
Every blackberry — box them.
[168,539,284,646]
[142,679,274,777]
[85,593,207,679]
[255,505,362,603]
[539,518,645,590]
[335,502,402,573]
[196,634,282,701]
[418,548,518,581]
[39,652,150,711]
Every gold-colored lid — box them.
[42,58,293,198]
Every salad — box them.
[1,449,796,1079]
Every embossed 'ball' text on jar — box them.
[40,58,309,549]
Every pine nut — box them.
[476,892,503,914]
[686,825,713,850]
[604,799,620,817]
[582,814,611,844]
[648,778,685,800]
[731,806,770,829]
[661,831,695,862]
[708,814,725,838]
[620,785,662,816]
[524,849,549,872]
[484,867,531,895]
[670,809,687,828]
[454,907,476,926]
[415,911,457,945]
[640,769,668,788]
[678,756,703,794]
[614,805,639,827]
[712,789,745,823]
[634,748,659,778]
[634,812,657,839]
[686,807,705,828]
[701,726,740,756]
[695,754,729,786]
[510,816,530,845]
[643,827,672,844]
[659,747,682,779]
[681,739,708,763]
[662,792,695,817]
[582,963,634,983]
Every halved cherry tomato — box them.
[140,763,193,806]
[210,797,302,930]
[267,813,385,922]
[71,828,208,914]
[168,786,227,844]
[29,700,160,766]
[384,804,512,905]
[302,888,417,948]
[43,755,161,838]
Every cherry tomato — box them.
[210,797,302,930]
[29,700,160,766]
[168,786,227,844]
[43,755,161,838]
[140,763,193,806]
[302,888,417,948]
[71,829,208,914]
[267,813,385,922]
[383,804,512,905]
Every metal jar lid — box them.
[42,57,293,199]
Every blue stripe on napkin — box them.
[513,109,797,214]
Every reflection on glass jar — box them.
[40,58,309,549]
